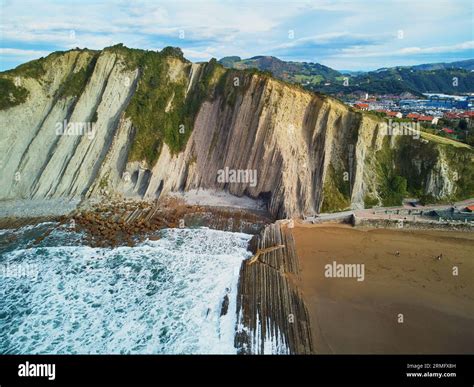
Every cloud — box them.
[0,48,50,56]
[182,47,216,60]
[0,48,50,69]
[335,40,474,58]
[398,41,474,55]
[280,32,386,48]
[0,0,472,71]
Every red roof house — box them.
[418,115,434,122]
[444,112,460,119]
[461,111,474,118]
[354,103,369,110]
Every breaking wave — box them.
[0,224,252,354]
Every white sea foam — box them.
[236,309,289,354]
[0,227,253,354]
[0,221,57,236]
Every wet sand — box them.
[291,224,474,354]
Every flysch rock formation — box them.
[1,45,473,218]
[236,221,313,354]
[0,49,138,204]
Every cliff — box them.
[1,45,473,218]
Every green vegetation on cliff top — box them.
[4,57,47,79]
[0,77,29,110]
[119,46,226,166]
[56,53,99,99]
[115,42,276,166]
[0,48,100,110]
[0,56,48,110]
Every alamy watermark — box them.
[19,361,55,381]
[55,120,96,140]
[381,119,420,139]
[324,261,365,282]
[1,263,39,280]
[217,167,257,187]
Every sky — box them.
[0,0,473,71]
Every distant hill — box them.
[411,59,474,72]
[338,70,366,76]
[317,66,474,96]
[218,56,242,68]
[219,55,474,96]
[218,55,342,86]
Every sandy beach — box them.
[291,224,474,354]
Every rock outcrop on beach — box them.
[1,45,473,218]
[236,221,313,354]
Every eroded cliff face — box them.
[0,49,138,201]
[1,46,473,218]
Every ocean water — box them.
[0,223,252,354]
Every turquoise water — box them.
[0,223,252,354]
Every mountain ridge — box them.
[1,45,473,218]
[219,54,474,95]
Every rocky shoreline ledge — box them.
[0,197,272,246]
[235,221,314,354]
[68,197,272,247]
[0,197,316,354]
